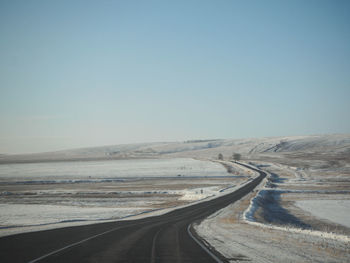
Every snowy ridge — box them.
[1,134,349,163]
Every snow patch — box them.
[243,171,350,242]
[295,200,350,228]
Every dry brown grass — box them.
[217,191,256,225]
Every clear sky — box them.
[1,0,350,154]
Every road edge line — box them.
[187,224,223,263]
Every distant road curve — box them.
[0,163,266,263]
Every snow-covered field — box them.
[195,158,350,262]
[0,204,145,226]
[295,200,350,228]
[195,192,350,263]
[1,134,349,261]
[0,158,246,237]
[0,158,228,183]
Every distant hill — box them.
[0,134,349,164]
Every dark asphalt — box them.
[0,163,266,263]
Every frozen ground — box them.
[0,158,228,183]
[195,156,350,262]
[195,192,350,263]
[295,200,350,228]
[1,134,349,261]
[0,204,145,227]
[0,158,248,237]
[1,134,349,164]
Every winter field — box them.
[0,134,349,262]
[193,135,350,262]
[0,158,248,237]
[195,160,350,263]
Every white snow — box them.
[195,199,350,263]
[1,134,349,261]
[194,159,350,263]
[2,134,349,163]
[0,159,249,237]
[242,170,350,242]
[178,187,219,201]
[0,183,246,237]
[0,158,228,183]
[0,204,145,227]
[295,200,350,228]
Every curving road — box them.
[0,163,266,263]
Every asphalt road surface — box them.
[0,163,266,263]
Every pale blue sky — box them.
[1,0,349,153]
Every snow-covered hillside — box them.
[1,134,349,163]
